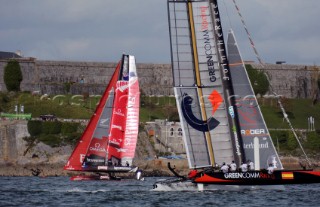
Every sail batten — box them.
[169,0,236,168]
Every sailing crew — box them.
[240,162,248,172]
[267,163,275,174]
[107,159,112,166]
[230,161,237,172]
[248,160,254,171]
[188,169,198,179]
[220,162,229,173]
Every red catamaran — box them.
[64,54,140,181]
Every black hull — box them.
[194,170,320,185]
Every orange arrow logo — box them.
[208,90,223,115]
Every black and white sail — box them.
[168,0,242,169]
[227,29,283,170]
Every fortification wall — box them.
[252,63,318,99]
[0,59,173,96]
[0,59,318,98]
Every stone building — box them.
[145,119,185,156]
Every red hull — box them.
[70,174,121,181]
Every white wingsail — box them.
[168,0,240,169]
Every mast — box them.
[209,0,245,165]
[187,1,216,166]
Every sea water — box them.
[0,176,319,207]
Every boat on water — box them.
[153,0,320,191]
[64,54,141,181]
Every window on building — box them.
[178,128,183,136]
[170,128,174,137]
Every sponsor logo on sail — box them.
[86,158,104,163]
[89,143,106,152]
[125,138,132,146]
[241,129,266,135]
[117,81,129,92]
[200,6,217,83]
[243,141,269,149]
[100,118,109,126]
[114,109,125,117]
[232,126,241,156]
[116,148,128,152]
[228,106,235,118]
[181,93,220,132]
[111,125,122,130]
[109,138,121,146]
[80,154,86,163]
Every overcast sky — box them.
[1,0,319,65]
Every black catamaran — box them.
[153,0,320,191]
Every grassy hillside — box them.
[1,91,320,157]
[1,91,319,130]
[259,98,320,130]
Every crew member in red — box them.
[188,169,198,179]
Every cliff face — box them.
[0,121,162,176]
[0,121,319,177]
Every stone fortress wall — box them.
[251,63,319,99]
[0,58,319,98]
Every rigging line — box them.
[231,0,264,65]
[231,0,312,166]
[276,97,312,166]
[221,0,233,29]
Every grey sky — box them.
[1,0,319,65]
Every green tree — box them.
[27,120,43,136]
[42,121,62,134]
[246,64,270,96]
[287,131,298,150]
[61,122,79,134]
[305,132,320,151]
[4,60,23,91]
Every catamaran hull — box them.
[195,170,320,185]
[153,170,320,191]
[70,175,121,181]
[152,181,285,191]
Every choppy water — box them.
[0,176,320,207]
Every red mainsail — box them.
[64,55,140,172]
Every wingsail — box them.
[168,0,239,169]
[64,55,140,173]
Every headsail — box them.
[227,30,283,170]
[64,54,140,172]
[168,0,242,169]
